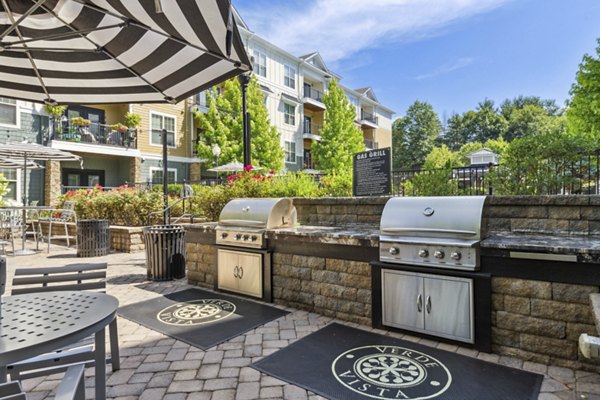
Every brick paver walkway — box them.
[3,244,600,400]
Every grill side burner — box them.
[379,196,486,271]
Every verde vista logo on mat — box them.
[332,345,452,399]
[157,299,236,326]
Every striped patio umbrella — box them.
[0,143,80,255]
[0,0,251,105]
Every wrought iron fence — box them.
[392,149,600,197]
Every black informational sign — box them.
[353,147,391,196]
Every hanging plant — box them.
[44,104,66,118]
[124,112,141,128]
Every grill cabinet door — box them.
[217,249,240,292]
[423,275,473,343]
[236,252,263,298]
[382,270,424,331]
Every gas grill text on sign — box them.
[353,147,392,197]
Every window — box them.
[0,168,18,201]
[284,65,296,88]
[284,103,295,126]
[150,112,176,147]
[253,49,267,78]
[0,97,18,126]
[150,168,177,184]
[284,141,296,164]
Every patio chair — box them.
[0,210,15,255]
[0,363,86,400]
[8,263,120,381]
[38,201,77,251]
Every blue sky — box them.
[232,0,600,120]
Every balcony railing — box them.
[361,110,379,125]
[364,139,378,149]
[303,87,324,103]
[303,122,322,135]
[51,121,137,149]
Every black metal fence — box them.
[392,149,600,197]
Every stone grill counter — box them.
[185,196,600,373]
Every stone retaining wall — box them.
[293,195,600,235]
[186,242,216,289]
[492,277,600,371]
[37,221,144,253]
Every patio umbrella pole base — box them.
[13,249,38,256]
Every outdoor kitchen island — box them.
[185,196,600,373]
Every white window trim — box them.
[283,102,296,126]
[149,167,178,183]
[0,99,21,129]
[284,140,296,164]
[0,168,21,202]
[253,49,267,78]
[149,110,177,149]
[284,64,296,89]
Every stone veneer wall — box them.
[492,277,599,371]
[293,197,387,226]
[186,243,216,288]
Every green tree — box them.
[567,38,600,142]
[504,105,566,141]
[195,76,284,170]
[500,96,561,120]
[392,100,442,169]
[312,79,365,174]
[443,113,470,151]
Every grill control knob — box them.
[235,234,242,240]
[451,252,462,261]
[388,247,400,255]
[243,235,249,241]
[220,233,228,239]
[434,250,445,259]
[251,235,258,242]
[418,249,429,258]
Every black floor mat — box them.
[118,288,288,350]
[253,323,543,400]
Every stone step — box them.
[591,293,600,336]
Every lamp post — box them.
[238,72,252,167]
[211,144,221,185]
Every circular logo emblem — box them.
[157,299,236,326]
[332,345,451,400]
[423,207,435,217]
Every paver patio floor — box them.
[4,244,600,400]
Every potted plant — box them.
[71,116,91,127]
[44,104,66,137]
[111,122,129,133]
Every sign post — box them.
[353,147,391,196]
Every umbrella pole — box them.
[15,153,32,255]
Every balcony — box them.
[303,87,326,111]
[303,122,322,141]
[52,121,137,148]
[360,110,379,128]
[364,139,378,150]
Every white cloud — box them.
[238,0,513,63]
[416,57,475,80]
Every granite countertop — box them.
[481,233,600,261]
[268,225,379,247]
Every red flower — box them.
[227,174,239,181]
[244,165,254,172]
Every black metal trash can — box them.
[143,225,186,281]
[77,219,110,257]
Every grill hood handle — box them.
[381,228,477,236]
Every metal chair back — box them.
[11,263,107,295]
[59,201,77,222]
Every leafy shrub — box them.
[57,186,163,226]
[319,170,353,197]
[270,172,321,198]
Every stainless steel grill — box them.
[379,196,487,271]
[216,198,297,249]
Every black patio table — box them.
[0,291,118,400]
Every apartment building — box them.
[0,98,200,206]
[194,11,395,172]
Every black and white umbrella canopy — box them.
[0,0,251,105]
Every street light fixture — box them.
[212,144,221,184]
[238,71,252,167]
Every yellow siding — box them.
[375,128,392,149]
[131,102,191,158]
[86,104,128,125]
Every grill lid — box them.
[380,196,487,241]
[218,198,297,230]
